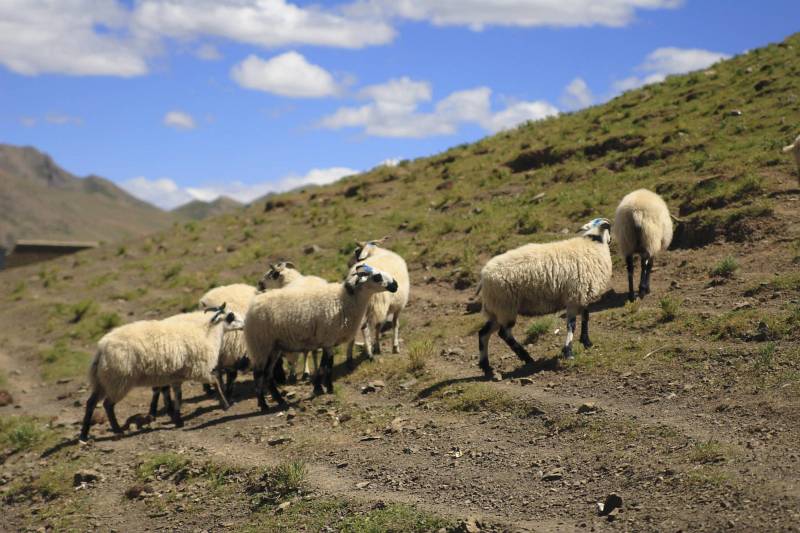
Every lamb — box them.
[258,262,328,381]
[79,305,244,442]
[783,134,800,181]
[245,264,399,411]
[613,189,673,302]
[148,283,257,417]
[345,239,410,366]
[477,218,613,378]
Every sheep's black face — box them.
[386,280,399,293]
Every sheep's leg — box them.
[225,369,237,399]
[391,312,402,354]
[162,386,174,416]
[149,387,161,418]
[202,383,214,396]
[254,367,269,413]
[167,386,184,428]
[372,320,382,355]
[639,254,653,298]
[285,353,299,384]
[213,369,230,411]
[322,347,335,394]
[362,322,375,360]
[302,352,312,381]
[103,399,123,434]
[273,355,287,384]
[266,353,287,407]
[498,322,533,365]
[79,392,101,442]
[346,341,356,370]
[580,308,593,348]
[625,255,636,303]
[478,319,500,378]
[562,312,577,359]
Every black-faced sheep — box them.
[477,218,613,379]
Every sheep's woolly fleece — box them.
[199,284,257,368]
[614,188,673,258]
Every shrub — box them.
[710,256,738,278]
[659,297,681,322]
[406,339,433,375]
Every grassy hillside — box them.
[0,144,175,248]
[172,196,243,221]
[1,33,799,532]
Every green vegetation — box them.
[688,440,728,464]
[525,316,554,343]
[710,256,739,278]
[406,339,434,375]
[137,452,191,480]
[40,341,90,382]
[437,383,543,418]
[248,461,308,507]
[659,296,681,322]
[339,503,451,533]
[0,416,57,453]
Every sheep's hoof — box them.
[301,372,311,381]
[562,347,575,360]
[627,293,636,303]
[346,359,355,370]
[288,375,297,385]
[581,338,593,349]
[312,386,324,396]
[173,420,184,428]
[392,346,400,354]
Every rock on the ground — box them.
[73,469,103,487]
[0,390,13,407]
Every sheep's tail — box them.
[631,210,645,251]
[474,279,483,297]
[784,144,796,153]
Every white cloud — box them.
[320,78,557,138]
[230,52,340,98]
[19,117,36,127]
[560,77,593,110]
[0,0,149,77]
[195,44,222,61]
[133,0,395,49]
[163,111,197,130]
[45,113,83,126]
[379,158,401,167]
[122,167,358,209]
[344,0,683,30]
[613,46,730,92]
[122,177,194,209]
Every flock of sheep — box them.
[79,136,800,442]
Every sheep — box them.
[258,262,328,382]
[783,134,800,181]
[245,264,399,411]
[613,189,673,302]
[148,284,257,417]
[477,218,613,378]
[79,305,244,442]
[345,239,410,366]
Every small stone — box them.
[73,469,103,487]
[598,493,623,517]
[519,378,534,387]
[360,384,376,394]
[336,462,348,469]
[728,109,742,116]
[0,390,13,407]
[267,436,292,446]
[303,244,321,255]
[286,409,297,421]
[577,402,599,414]
[542,469,563,481]
[465,301,482,314]
[359,435,381,442]
[355,481,370,489]
[276,501,292,513]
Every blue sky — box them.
[0,0,797,209]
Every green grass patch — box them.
[137,452,190,481]
[247,461,307,507]
[340,503,451,533]
[406,339,434,375]
[525,316,554,343]
[0,416,57,454]
[710,256,738,278]
[437,383,542,418]
[40,341,90,382]
[688,440,728,464]
[659,296,681,322]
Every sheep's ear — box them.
[284,261,296,269]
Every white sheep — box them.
[79,305,244,442]
[783,134,800,181]
[345,239,410,365]
[613,189,673,302]
[149,284,257,417]
[477,218,613,378]
[245,264,399,410]
[258,262,328,382]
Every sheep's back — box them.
[481,238,611,322]
[356,249,410,313]
[614,189,672,256]
[200,284,257,314]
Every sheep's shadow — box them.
[51,425,175,451]
[186,401,298,432]
[416,357,561,401]
[586,289,629,313]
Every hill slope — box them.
[0,144,174,248]
[171,196,243,221]
[1,34,800,532]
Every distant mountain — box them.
[0,144,174,249]
[171,196,243,221]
